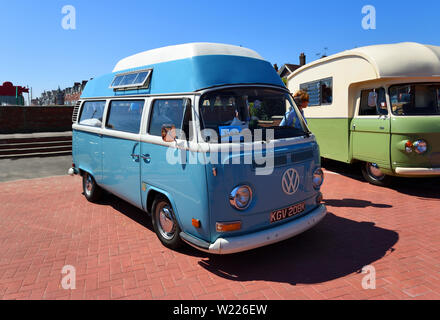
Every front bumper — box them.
[181,204,327,255]
[68,167,79,176]
[395,167,440,176]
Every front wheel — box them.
[151,196,184,250]
[361,162,392,187]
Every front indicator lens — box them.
[229,185,253,210]
[405,141,413,154]
[313,168,324,189]
[316,192,323,204]
[413,140,428,154]
[216,221,242,233]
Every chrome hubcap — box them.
[367,163,385,180]
[158,206,175,240]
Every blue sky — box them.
[1,0,439,98]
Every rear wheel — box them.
[151,196,183,250]
[361,162,392,187]
[82,172,103,202]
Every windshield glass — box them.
[389,83,440,116]
[199,87,308,143]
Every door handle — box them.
[131,153,140,163]
[131,143,140,162]
[141,154,151,163]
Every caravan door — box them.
[351,88,391,170]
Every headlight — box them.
[313,168,324,189]
[413,139,428,154]
[229,185,253,210]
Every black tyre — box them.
[82,172,103,203]
[361,162,392,187]
[151,195,183,250]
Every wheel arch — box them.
[145,187,182,226]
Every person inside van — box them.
[280,90,309,129]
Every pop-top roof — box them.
[113,43,265,72]
[81,43,284,98]
[288,42,440,79]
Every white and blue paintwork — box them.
[72,43,326,254]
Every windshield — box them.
[389,83,440,116]
[199,87,308,143]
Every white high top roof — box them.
[113,43,265,73]
[288,42,440,79]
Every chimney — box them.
[273,64,279,72]
[299,53,306,66]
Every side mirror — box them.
[161,124,176,143]
[368,91,378,107]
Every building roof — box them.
[278,64,301,78]
[81,43,284,98]
[288,42,440,80]
[0,82,29,96]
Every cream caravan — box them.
[287,42,440,186]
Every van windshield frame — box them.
[198,87,309,143]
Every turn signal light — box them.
[192,219,201,228]
[405,141,413,153]
[316,192,323,204]
[216,221,242,233]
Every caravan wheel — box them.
[361,162,392,187]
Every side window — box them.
[300,81,320,106]
[321,78,333,104]
[359,88,388,116]
[106,100,144,134]
[300,78,333,106]
[148,99,192,140]
[79,101,106,127]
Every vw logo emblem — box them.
[282,168,300,195]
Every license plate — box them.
[270,202,306,223]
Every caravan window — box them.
[300,78,333,106]
[105,100,144,134]
[79,101,106,127]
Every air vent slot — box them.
[291,149,314,163]
[72,100,82,123]
[253,154,288,169]
[274,155,288,166]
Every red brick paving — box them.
[0,169,439,300]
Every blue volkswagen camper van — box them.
[69,43,327,254]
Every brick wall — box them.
[0,106,73,134]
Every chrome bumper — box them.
[395,167,440,176]
[181,205,327,255]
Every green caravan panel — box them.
[390,116,440,173]
[351,117,391,169]
[306,118,351,163]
